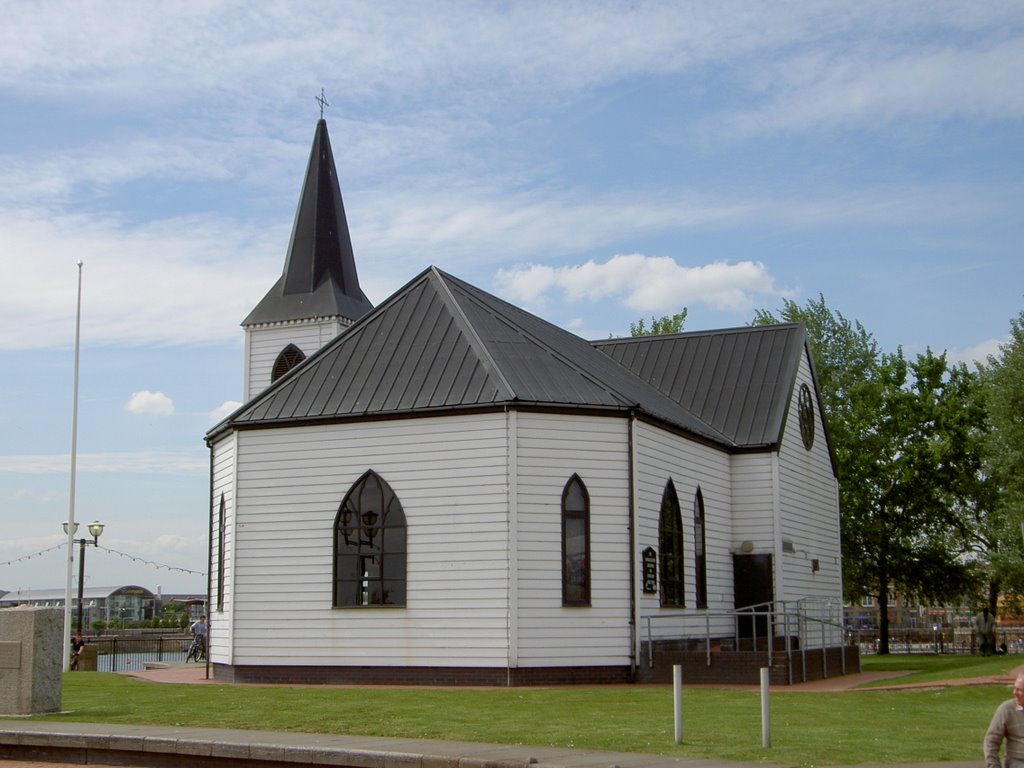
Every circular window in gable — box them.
[798,383,815,450]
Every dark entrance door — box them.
[733,553,773,639]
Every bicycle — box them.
[185,634,206,663]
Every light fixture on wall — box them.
[740,540,754,553]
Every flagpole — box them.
[62,260,83,673]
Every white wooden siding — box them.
[208,433,236,664]
[729,454,776,551]
[633,420,735,641]
[244,318,348,401]
[513,412,633,666]
[228,412,512,667]
[776,353,843,605]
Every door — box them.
[733,553,773,639]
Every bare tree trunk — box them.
[877,585,890,655]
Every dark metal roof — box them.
[211,268,732,444]
[593,324,807,447]
[243,119,374,327]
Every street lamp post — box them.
[62,520,104,636]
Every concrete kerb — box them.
[0,720,987,768]
[0,723,561,768]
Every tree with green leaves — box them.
[630,309,688,337]
[978,309,1024,609]
[839,348,983,651]
[755,297,983,652]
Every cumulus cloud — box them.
[949,338,1005,368]
[209,401,242,423]
[497,254,781,314]
[125,390,175,416]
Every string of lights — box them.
[0,543,66,566]
[1,543,206,577]
[98,546,207,577]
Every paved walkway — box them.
[1,663,1009,768]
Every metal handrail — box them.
[643,599,850,681]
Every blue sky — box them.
[2,1,1022,595]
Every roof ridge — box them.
[435,271,734,443]
[435,270,636,403]
[596,322,803,346]
[428,267,517,401]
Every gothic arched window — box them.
[659,480,685,607]
[216,494,226,611]
[333,471,407,607]
[694,487,707,609]
[271,343,306,383]
[562,474,590,606]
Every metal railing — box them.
[79,634,193,673]
[643,599,851,682]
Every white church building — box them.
[204,118,851,686]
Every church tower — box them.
[241,119,374,401]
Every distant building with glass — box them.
[0,585,159,628]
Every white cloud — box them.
[497,254,780,314]
[0,209,279,350]
[209,401,242,423]
[12,488,60,503]
[0,451,207,474]
[0,532,67,555]
[109,532,207,558]
[125,390,175,416]
[5,3,1019,137]
[949,338,1005,368]
[724,38,1024,138]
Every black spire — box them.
[243,119,373,326]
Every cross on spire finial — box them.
[316,88,329,120]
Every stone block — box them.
[0,606,63,714]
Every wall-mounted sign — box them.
[641,546,658,594]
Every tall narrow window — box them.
[694,487,707,609]
[659,480,685,607]
[216,494,226,611]
[271,343,306,383]
[334,471,407,607]
[562,474,590,606]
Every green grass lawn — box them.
[860,652,1022,685]
[4,655,1022,767]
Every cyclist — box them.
[186,615,208,661]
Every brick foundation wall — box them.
[635,641,860,685]
[212,663,633,687]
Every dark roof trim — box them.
[208,401,642,443]
[209,400,783,459]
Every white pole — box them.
[760,666,771,748]
[673,664,683,744]
[62,261,83,673]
